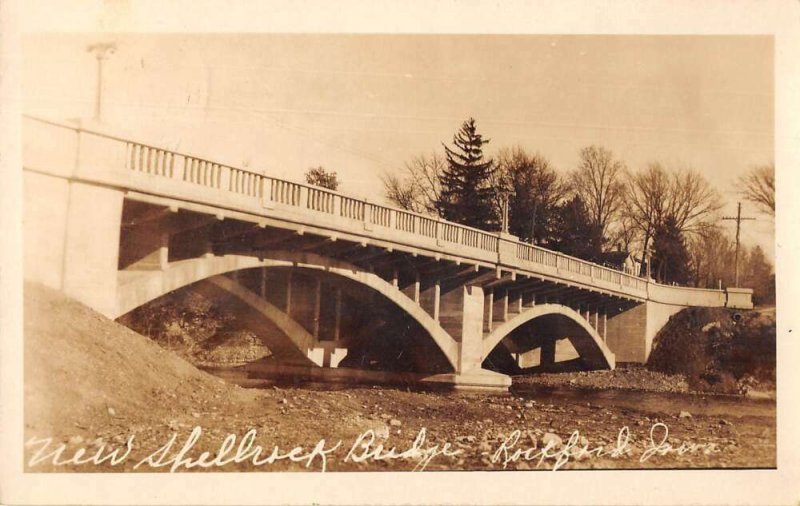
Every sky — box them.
[22,33,775,259]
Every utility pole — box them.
[87,42,116,122]
[722,202,755,286]
[501,190,511,234]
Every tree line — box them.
[378,117,774,302]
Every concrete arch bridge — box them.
[22,116,753,390]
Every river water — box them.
[511,384,775,419]
[205,366,775,422]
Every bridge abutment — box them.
[24,172,124,318]
[605,301,686,363]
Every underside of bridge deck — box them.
[110,199,642,390]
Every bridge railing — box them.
[514,241,648,293]
[23,115,699,300]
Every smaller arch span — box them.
[482,303,615,371]
[116,251,459,370]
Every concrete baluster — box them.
[387,206,396,230]
[152,149,160,175]
[185,158,194,183]
[332,193,341,216]
[363,199,372,231]
[167,152,175,178]
[261,177,274,209]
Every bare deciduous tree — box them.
[687,226,734,288]
[624,163,722,275]
[570,145,626,240]
[667,167,723,234]
[382,173,419,211]
[624,163,672,262]
[381,152,445,215]
[738,163,775,216]
[607,213,638,255]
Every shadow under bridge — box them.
[163,263,457,376]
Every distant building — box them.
[597,244,642,276]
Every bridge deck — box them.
[22,115,730,308]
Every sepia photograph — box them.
[2,1,799,505]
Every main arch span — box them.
[117,251,461,372]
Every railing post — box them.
[219,165,231,192]
[436,217,442,246]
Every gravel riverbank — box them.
[24,283,776,472]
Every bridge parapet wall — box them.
[23,116,668,303]
[647,283,727,307]
[725,288,754,309]
[22,116,749,316]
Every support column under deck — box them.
[424,284,511,391]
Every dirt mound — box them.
[24,282,251,440]
[647,306,776,394]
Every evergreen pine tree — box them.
[549,195,604,261]
[740,245,775,305]
[436,118,498,229]
[498,147,564,244]
[652,215,691,285]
